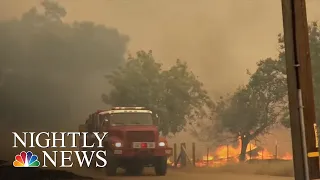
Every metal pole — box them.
[299,90,311,180]
[281,0,310,179]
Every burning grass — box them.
[168,136,293,170]
[173,160,294,177]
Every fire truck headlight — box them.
[158,142,166,147]
[114,142,122,147]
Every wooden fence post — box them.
[181,143,187,167]
[227,144,229,162]
[275,143,278,159]
[192,142,196,166]
[173,143,177,166]
[206,147,209,166]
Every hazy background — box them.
[1,0,320,159]
[2,0,320,93]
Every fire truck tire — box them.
[105,153,118,176]
[154,156,167,176]
[126,165,144,176]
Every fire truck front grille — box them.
[126,131,155,147]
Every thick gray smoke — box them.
[0,1,129,131]
[2,0,320,159]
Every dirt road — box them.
[108,172,293,180]
[71,168,294,180]
[0,161,294,180]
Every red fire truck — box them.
[78,107,172,176]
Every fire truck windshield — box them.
[108,113,153,126]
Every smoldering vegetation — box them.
[0,1,129,132]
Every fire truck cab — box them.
[78,107,172,176]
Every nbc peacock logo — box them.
[13,151,40,167]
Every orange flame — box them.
[168,138,293,168]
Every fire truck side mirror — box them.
[79,124,88,132]
[104,118,110,127]
[154,114,161,125]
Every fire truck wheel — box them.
[154,156,167,176]
[105,154,118,176]
[126,165,144,176]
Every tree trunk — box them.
[239,137,249,162]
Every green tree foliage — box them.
[260,22,320,127]
[102,50,213,135]
[0,0,128,129]
[214,22,320,161]
[214,58,287,161]
[269,22,320,127]
[308,23,320,122]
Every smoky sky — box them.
[0,2,129,131]
[2,0,320,97]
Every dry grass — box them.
[173,161,294,177]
